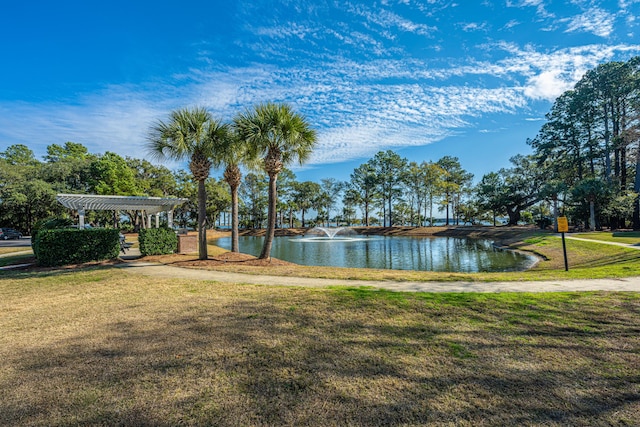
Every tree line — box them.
[1,57,639,254]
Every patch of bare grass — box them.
[1,270,638,426]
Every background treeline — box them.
[1,57,638,234]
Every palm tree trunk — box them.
[231,183,239,252]
[259,173,278,259]
[197,179,208,260]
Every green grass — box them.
[0,247,32,255]
[1,269,638,426]
[0,253,34,268]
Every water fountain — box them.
[294,226,365,242]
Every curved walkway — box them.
[115,260,640,293]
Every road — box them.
[0,237,31,248]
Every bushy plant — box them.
[34,228,120,266]
[31,217,74,255]
[138,227,177,256]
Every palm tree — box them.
[147,107,229,260]
[219,131,254,252]
[234,102,317,259]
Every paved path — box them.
[115,260,640,293]
[563,235,640,248]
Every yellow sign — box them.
[557,216,569,233]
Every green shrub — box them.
[138,227,177,256]
[31,217,73,250]
[34,228,120,267]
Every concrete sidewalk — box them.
[115,261,640,293]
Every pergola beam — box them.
[56,194,188,228]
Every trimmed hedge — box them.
[34,228,120,267]
[138,227,177,256]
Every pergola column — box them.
[168,210,174,229]
[155,214,160,228]
[78,208,85,228]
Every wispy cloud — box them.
[2,0,640,174]
[563,7,616,37]
[506,0,554,18]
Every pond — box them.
[212,234,537,272]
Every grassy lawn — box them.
[0,253,34,268]
[0,247,32,256]
[1,269,638,426]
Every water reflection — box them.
[212,235,536,272]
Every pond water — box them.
[212,235,537,272]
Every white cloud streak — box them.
[564,7,616,37]
[2,0,640,171]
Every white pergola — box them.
[56,194,188,228]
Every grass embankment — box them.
[1,270,638,426]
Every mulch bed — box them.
[144,251,296,267]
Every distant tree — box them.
[476,172,503,226]
[0,144,39,166]
[275,168,298,229]
[292,181,321,228]
[571,178,611,231]
[44,142,90,163]
[127,157,176,197]
[42,142,94,193]
[341,187,360,226]
[320,178,343,226]
[350,162,377,226]
[436,156,472,225]
[89,152,141,196]
[0,178,60,234]
[240,173,268,229]
[205,178,231,228]
[369,150,408,227]
[421,161,445,226]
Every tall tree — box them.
[218,130,253,252]
[235,102,317,259]
[240,173,268,228]
[421,161,445,226]
[571,178,611,231]
[369,150,408,227]
[42,142,94,193]
[292,181,321,228]
[436,156,472,225]
[147,107,229,260]
[350,162,377,226]
[320,178,343,226]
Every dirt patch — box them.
[2,256,123,272]
[142,251,296,268]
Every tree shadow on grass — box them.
[2,290,639,426]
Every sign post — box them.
[557,216,569,271]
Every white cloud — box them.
[523,70,574,100]
[506,0,554,18]
[564,7,616,37]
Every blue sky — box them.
[1,0,639,184]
